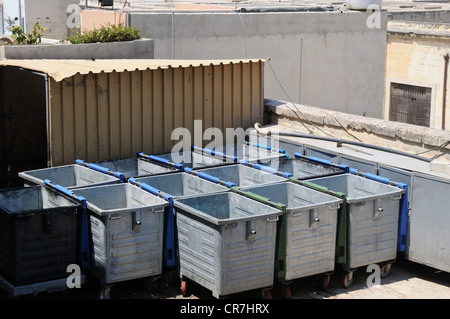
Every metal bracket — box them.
[373,198,383,220]
[132,211,141,232]
[246,220,257,243]
[309,209,320,229]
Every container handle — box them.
[328,202,341,210]
[391,193,403,201]
[266,216,279,223]
[290,210,303,217]
[225,222,237,229]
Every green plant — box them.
[5,16,18,33]
[10,21,46,45]
[67,23,142,44]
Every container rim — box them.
[173,192,283,225]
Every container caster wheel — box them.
[282,284,291,299]
[381,263,392,278]
[342,271,353,288]
[322,274,331,291]
[98,287,111,299]
[181,279,189,297]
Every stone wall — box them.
[385,21,450,130]
[264,98,450,163]
[0,38,153,59]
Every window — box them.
[389,82,432,127]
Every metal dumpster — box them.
[297,173,405,288]
[232,182,342,298]
[200,141,288,165]
[76,153,183,182]
[277,153,349,180]
[174,192,283,298]
[238,153,348,181]
[130,172,230,199]
[155,146,238,170]
[0,184,83,292]
[191,162,288,188]
[128,172,230,275]
[72,183,169,299]
[19,164,122,189]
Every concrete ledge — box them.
[264,98,450,162]
[0,38,154,60]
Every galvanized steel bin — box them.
[300,173,405,287]
[76,153,183,182]
[0,185,83,288]
[174,192,283,298]
[128,172,230,271]
[155,146,238,170]
[277,153,349,180]
[72,183,169,298]
[131,172,230,199]
[19,164,122,189]
[232,182,342,297]
[201,141,288,165]
[192,163,287,188]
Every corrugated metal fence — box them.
[0,59,264,167]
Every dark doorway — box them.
[0,67,48,188]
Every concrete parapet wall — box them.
[265,98,450,163]
[0,38,154,59]
[129,10,387,119]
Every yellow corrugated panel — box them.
[0,59,265,82]
[41,59,265,166]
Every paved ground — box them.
[2,256,449,300]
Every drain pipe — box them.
[254,123,433,163]
[442,53,449,131]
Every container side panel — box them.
[408,174,450,272]
[283,208,338,281]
